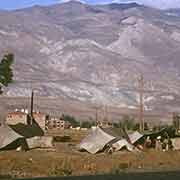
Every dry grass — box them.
[1,145,180,178]
[0,130,180,178]
[47,129,89,143]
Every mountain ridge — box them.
[0,1,180,113]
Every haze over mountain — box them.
[1,1,180,112]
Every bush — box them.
[133,123,140,131]
[61,114,80,128]
[116,115,137,130]
[81,121,95,128]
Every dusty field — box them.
[0,130,180,179]
[1,147,180,179]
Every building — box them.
[33,112,49,131]
[6,110,49,131]
[47,117,71,130]
[6,111,28,125]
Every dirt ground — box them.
[1,130,180,179]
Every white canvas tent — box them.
[171,138,180,150]
[112,131,143,152]
[129,131,144,144]
[0,125,54,151]
[79,127,116,154]
[112,139,130,151]
[79,127,144,154]
[26,136,54,149]
[0,125,25,150]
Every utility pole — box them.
[103,105,109,127]
[138,74,144,133]
[30,90,34,125]
[93,105,99,126]
[104,105,107,121]
[95,106,98,126]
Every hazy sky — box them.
[0,0,180,10]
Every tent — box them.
[0,124,53,151]
[26,136,54,149]
[129,131,144,144]
[79,127,116,154]
[144,127,176,139]
[112,139,130,151]
[103,127,133,151]
[112,131,143,152]
[79,127,144,154]
[9,122,44,138]
[0,125,27,150]
[102,127,129,141]
[171,138,180,150]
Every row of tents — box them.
[78,126,177,154]
[0,122,179,153]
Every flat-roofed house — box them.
[6,110,49,132]
[6,111,28,125]
[47,117,71,130]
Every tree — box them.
[81,121,92,129]
[173,113,180,133]
[0,52,14,93]
[133,123,140,131]
[121,115,135,130]
[61,114,80,128]
[144,122,149,131]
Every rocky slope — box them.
[1,1,180,112]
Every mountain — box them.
[1,1,180,113]
[165,8,180,17]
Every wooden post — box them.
[95,107,98,126]
[138,74,144,133]
[30,90,34,125]
[93,106,99,126]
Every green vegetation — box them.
[61,114,80,128]
[81,121,92,128]
[0,52,14,93]
[113,115,140,131]
[61,114,95,129]
[172,113,180,134]
[81,121,96,128]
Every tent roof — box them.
[9,122,44,138]
[111,131,143,152]
[128,131,144,144]
[102,127,128,139]
[144,127,175,139]
[0,125,23,150]
[79,127,145,154]
[79,127,115,154]
[112,139,129,151]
